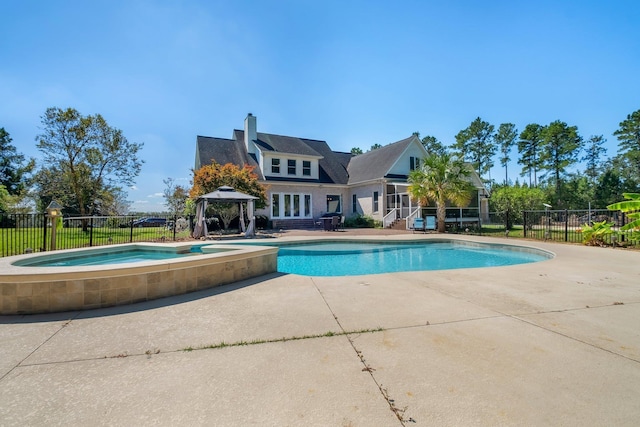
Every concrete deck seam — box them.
[507,312,640,364]
[0,312,82,382]
[309,277,410,425]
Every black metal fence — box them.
[0,214,194,257]
[479,209,636,246]
[521,209,630,245]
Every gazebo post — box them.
[195,186,258,239]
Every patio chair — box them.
[425,216,436,231]
[339,215,345,231]
[331,215,340,231]
[412,217,425,233]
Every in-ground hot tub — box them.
[0,242,277,315]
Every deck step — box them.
[271,218,316,229]
[387,219,407,230]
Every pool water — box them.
[16,249,192,267]
[276,241,550,276]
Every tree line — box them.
[2,107,638,220]
[0,107,143,220]
[352,109,640,210]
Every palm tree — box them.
[408,153,475,233]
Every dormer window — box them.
[302,160,311,176]
[410,156,420,171]
[288,159,296,175]
[271,158,280,174]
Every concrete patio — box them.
[1,232,639,426]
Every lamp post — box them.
[46,201,63,251]
[543,203,552,240]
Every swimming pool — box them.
[274,240,551,276]
[0,242,278,315]
[12,248,195,267]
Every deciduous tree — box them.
[190,162,267,231]
[489,184,546,229]
[0,127,34,195]
[594,167,625,208]
[190,162,267,207]
[34,107,143,221]
[0,184,9,213]
[163,177,189,216]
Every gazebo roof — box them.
[197,186,258,202]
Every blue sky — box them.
[2,0,639,212]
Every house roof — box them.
[198,186,258,201]
[347,135,418,184]
[197,130,352,185]
[195,136,264,179]
[194,123,487,193]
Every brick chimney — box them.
[244,113,257,154]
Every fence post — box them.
[523,211,527,238]
[621,212,626,243]
[173,215,177,241]
[42,213,48,252]
[89,216,94,247]
[129,219,134,243]
[564,209,568,242]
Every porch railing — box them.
[405,207,421,230]
[420,207,482,229]
[382,208,399,228]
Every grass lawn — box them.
[1,226,192,257]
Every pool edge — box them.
[0,243,278,315]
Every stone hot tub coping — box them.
[0,242,278,315]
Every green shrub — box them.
[608,193,640,243]
[579,220,613,246]
[345,214,378,228]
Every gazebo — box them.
[192,186,258,238]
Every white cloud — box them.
[130,185,138,191]
[147,193,163,198]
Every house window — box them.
[288,159,296,175]
[352,194,357,214]
[284,194,291,217]
[271,158,280,174]
[293,195,300,216]
[304,195,311,217]
[272,193,313,218]
[326,195,341,213]
[373,191,379,213]
[272,193,280,217]
[410,156,420,171]
[302,160,311,176]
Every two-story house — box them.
[194,114,488,229]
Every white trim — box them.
[270,191,313,219]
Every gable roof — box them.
[197,130,353,184]
[195,136,264,179]
[347,135,421,184]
